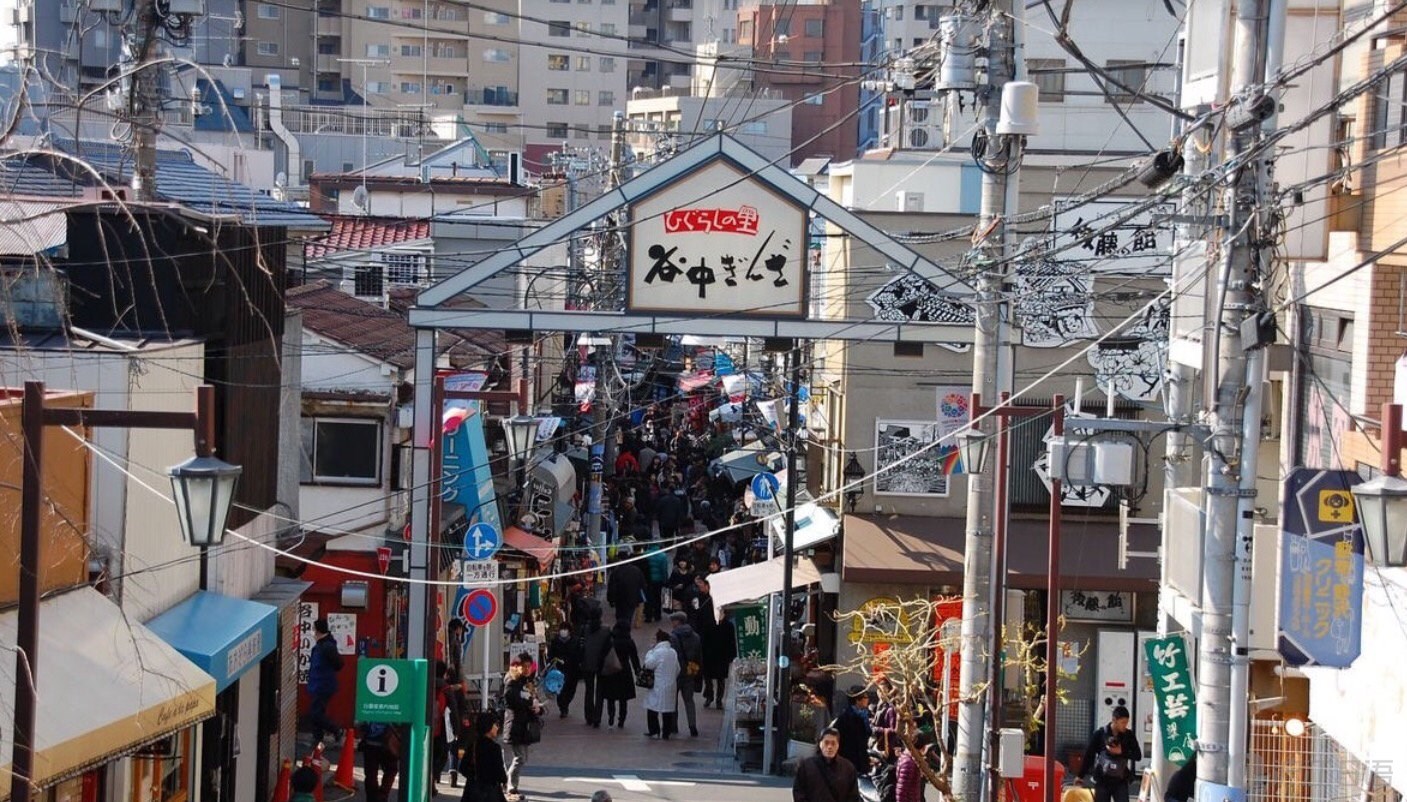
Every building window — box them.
[401,44,422,57]
[742,120,766,134]
[546,121,569,138]
[575,123,591,139]
[574,21,591,36]
[366,43,390,57]
[547,88,568,104]
[257,41,279,56]
[484,11,509,24]
[598,124,612,139]
[893,5,904,20]
[257,3,279,19]
[548,54,569,70]
[804,50,822,63]
[577,56,592,70]
[300,418,383,485]
[1027,58,1066,102]
[598,90,614,106]
[914,4,930,19]
[600,23,616,36]
[432,44,458,58]
[804,18,823,37]
[366,81,391,94]
[1104,59,1148,104]
[483,48,511,62]
[575,89,591,105]
[548,20,570,36]
[773,17,790,36]
[399,81,421,94]
[599,56,615,72]
[366,5,390,19]
[402,6,421,18]
[383,251,424,285]
[1372,69,1407,149]
[484,122,509,134]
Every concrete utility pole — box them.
[1198,0,1271,793]
[952,5,1015,800]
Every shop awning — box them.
[841,514,1160,591]
[709,556,825,620]
[770,502,840,551]
[0,588,215,799]
[146,591,279,693]
[503,526,559,567]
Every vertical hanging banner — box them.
[1278,468,1364,667]
[734,604,767,660]
[1143,635,1197,765]
[442,401,502,533]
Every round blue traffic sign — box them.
[458,588,497,627]
[751,472,780,501]
[463,522,501,560]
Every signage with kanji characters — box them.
[1143,635,1196,765]
[1279,468,1365,667]
[628,159,807,317]
[1061,590,1135,623]
[734,604,767,659]
[1052,198,1174,275]
[459,559,500,586]
[297,601,319,685]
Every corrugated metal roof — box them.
[0,198,69,256]
[0,155,83,199]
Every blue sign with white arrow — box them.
[463,521,502,561]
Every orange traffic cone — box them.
[271,759,291,802]
[331,728,358,792]
[304,743,326,802]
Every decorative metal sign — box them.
[628,159,807,317]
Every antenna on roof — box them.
[351,184,370,214]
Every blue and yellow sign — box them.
[1278,468,1364,668]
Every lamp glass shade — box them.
[502,416,540,463]
[169,455,242,547]
[843,453,865,484]
[1352,474,1407,567]
[958,431,989,475]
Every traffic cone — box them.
[271,759,291,802]
[304,743,326,802]
[331,728,358,792]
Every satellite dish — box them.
[351,184,369,213]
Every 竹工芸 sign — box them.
[1278,468,1365,668]
[1143,635,1196,765]
[628,159,807,317]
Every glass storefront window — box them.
[130,730,193,802]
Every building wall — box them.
[244,0,316,91]
[625,94,793,163]
[0,390,91,605]
[517,0,630,152]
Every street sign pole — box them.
[356,659,429,802]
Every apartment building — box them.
[314,0,472,109]
[627,0,736,90]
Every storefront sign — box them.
[849,597,917,645]
[1143,635,1197,765]
[327,612,357,656]
[442,401,502,533]
[1060,590,1134,623]
[1051,198,1174,276]
[225,629,266,679]
[1278,468,1364,667]
[734,604,767,660]
[931,598,963,718]
[628,160,807,317]
[297,602,318,684]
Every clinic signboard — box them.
[1278,468,1364,668]
[627,159,808,317]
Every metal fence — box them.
[1248,719,1400,802]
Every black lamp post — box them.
[842,452,865,513]
[11,383,237,802]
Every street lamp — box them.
[1351,403,1407,568]
[957,429,991,475]
[168,454,242,547]
[502,415,541,471]
[842,452,865,512]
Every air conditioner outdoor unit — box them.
[895,191,924,212]
[904,101,940,150]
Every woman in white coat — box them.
[642,629,681,739]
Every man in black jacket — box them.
[502,658,541,802]
[668,611,704,737]
[832,686,873,777]
[793,727,861,802]
[1078,706,1143,802]
[606,544,647,627]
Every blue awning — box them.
[146,591,279,693]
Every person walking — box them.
[356,721,400,802]
[793,727,861,802]
[601,620,640,729]
[305,618,344,744]
[606,544,647,627]
[1164,755,1197,802]
[700,593,735,710]
[1077,705,1143,802]
[458,714,509,802]
[833,686,873,778]
[547,623,581,719]
[642,629,681,739]
[502,659,542,802]
[579,609,613,728]
[666,558,696,614]
[894,731,936,802]
[644,546,671,623]
[668,611,704,737]
[656,482,688,540]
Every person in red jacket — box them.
[895,731,936,802]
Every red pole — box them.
[986,392,1011,800]
[1383,403,1403,478]
[1044,394,1065,802]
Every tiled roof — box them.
[287,280,500,370]
[53,141,327,229]
[304,215,431,260]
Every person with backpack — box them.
[600,620,641,728]
[1077,706,1143,802]
[357,721,400,802]
[667,611,704,737]
[458,713,508,802]
[501,659,542,802]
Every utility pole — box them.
[951,4,1017,799]
[1197,0,1271,793]
[774,344,802,774]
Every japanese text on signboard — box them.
[297,601,319,685]
[1143,635,1197,765]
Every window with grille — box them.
[1028,58,1066,102]
[383,252,424,285]
[353,262,384,296]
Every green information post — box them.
[1143,635,1197,765]
[356,658,430,802]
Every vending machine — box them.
[1094,630,1157,770]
